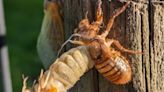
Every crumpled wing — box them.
[37,2,64,69]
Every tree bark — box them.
[62,0,164,92]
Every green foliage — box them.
[2,0,44,92]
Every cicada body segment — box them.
[22,46,94,92]
[95,51,131,84]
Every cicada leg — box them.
[101,1,130,38]
[69,40,86,45]
[94,0,103,26]
[108,39,142,54]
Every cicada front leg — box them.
[101,1,130,38]
[94,0,103,26]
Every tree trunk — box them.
[62,0,164,92]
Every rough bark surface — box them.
[150,3,164,92]
[61,0,164,92]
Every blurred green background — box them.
[0,0,44,92]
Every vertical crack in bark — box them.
[140,12,145,92]
[140,5,150,92]
[148,1,155,92]
[148,0,152,80]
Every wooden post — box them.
[0,0,13,92]
[62,0,164,92]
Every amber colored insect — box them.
[22,0,142,92]
[69,0,142,84]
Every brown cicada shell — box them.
[70,0,142,84]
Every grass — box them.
[1,0,44,92]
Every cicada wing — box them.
[37,2,64,69]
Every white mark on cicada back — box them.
[115,57,128,72]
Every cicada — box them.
[22,0,141,92]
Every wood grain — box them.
[150,3,164,92]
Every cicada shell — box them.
[71,0,142,85]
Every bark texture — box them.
[61,0,164,92]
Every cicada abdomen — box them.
[22,46,94,92]
[95,50,131,84]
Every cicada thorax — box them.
[88,40,131,84]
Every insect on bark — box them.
[22,0,142,92]
[69,0,142,84]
